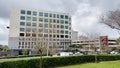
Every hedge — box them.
[1,55,120,68]
[5,54,47,59]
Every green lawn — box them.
[58,60,120,68]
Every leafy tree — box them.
[2,45,10,56]
[116,37,120,44]
[22,49,28,55]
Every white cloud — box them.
[0,18,9,45]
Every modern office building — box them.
[9,7,71,51]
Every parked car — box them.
[110,51,119,54]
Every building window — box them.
[32,28,36,32]
[26,33,30,37]
[61,25,64,28]
[39,12,43,16]
[39,23,43,27]
[20,28,24,32]
[61,15,64,19]
[65,21,68,24]
[20,22,25,26]
[50,19,52,23]
[65,15,68,19]
[44,18,48,22]
[44,29,48,33]
[44,13,48,17]
[32,23,36,26]
[39,18,43,22]
[53,25,56,28]
[26,22,31,26]
[57,30,59,33]
[32,17,37,21]
[57,14,59,18]
[53,14,56,18]
[21,10,25,14]
[65,35,68,38]
[32,33,36,37]
[65,31,69,34]
[26,28,31,32]
[53,19,56,23]
[65,26,68,29]
[39,29,43,32]
[44,24,48,27]
[57,20,59,23]
[49,24,52,28]
[61,35,64,38]
[27,11,31,15]
[61,30,64,33]
[20,16,25,20]
[33,11,37,16]
[60,20,64,24]
[19,33,24,36]
[57,25,59,28]
[27,16,31,21]
[49,13,52,17]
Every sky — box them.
[0,0,120,45]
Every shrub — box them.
[1,55,120,68]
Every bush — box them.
[5,54,46,59]
[1,55,120,68]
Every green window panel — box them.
[26,22,31,26]
[44,13,48,17]
[20,28,25,32]
[26,28,31,32]
[61,30,64,33]
[65,15,68,19]
[57,14,59,18]
[27,16,31,21]
[21,10,25,14]
[60,15,64,19]
[32,17,37,21]
[39,23,43,27]
[32,23,36,26]
[65,26,69,29]
[44,24,48,27]
[53,14,56,18]
[39,29,43,32]
[32,28,36,32]
[49,24,52,28]
[50,19,52,23]
[49,13,52,17]
[60,20,64,24]
[65,31,69,34]
[44,18,48,22]
[57,20,59,23]
[53,19,56,23]
[44,29,48,33]
[20,22,25,26]
[39,18,43,22]
[27,11,31,15]
[20,16,25,20]
[61,25,64,28]
[39,12,43,16]
[57,25,59,28]
[65,21,68,24]
[33,11,37,16]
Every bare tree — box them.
[32,38,47,68]
[101,10,120,30]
